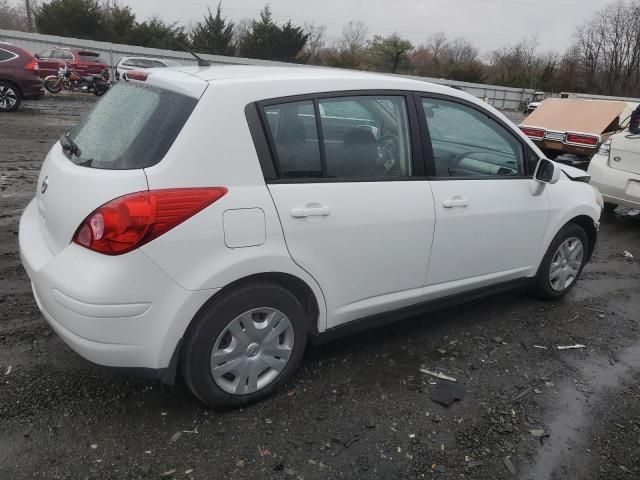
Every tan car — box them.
[519,98,638,163]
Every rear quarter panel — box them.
[141,80,328,331]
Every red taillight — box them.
[24,58,39,72]
[72,188,227,255]
[520,127,545,140]
[565,133,599,147]
[126,70,148,81]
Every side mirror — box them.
[534,158,561,184]
[34,53,40,59]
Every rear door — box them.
[417,95,549,294]
[261,92,436,328]
[36,50,57,77]
[35,78,204,255]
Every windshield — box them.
[67,82,198,169]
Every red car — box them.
[35,48,109,80]
[0,42,44,112]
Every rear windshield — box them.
[79,52,102,62]
[68,82,198,169]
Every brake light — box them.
[126,70,148,81]
[520,127,545,140]
[72,188,228,255]
[566,133,599,147]
[24,58,39,72]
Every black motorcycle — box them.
[44,63,111,96]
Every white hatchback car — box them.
[20,66,602,408]
[114,56,181,81]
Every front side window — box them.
[262,95,412,180]
[422,98,524,177]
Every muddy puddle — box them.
[525,344,640,479]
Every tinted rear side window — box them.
[68,82,197,169]
[79,52,101,62]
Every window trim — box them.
[415,93,537,181]
[251,90,425,184]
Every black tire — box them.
[0,81,22,112]
[603,202,617,213]
[531,223,589,300]
[180,282,308,409]
[44,79,62,94]
[93,84,108,96]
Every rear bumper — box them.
[588,153,640,208]
[19,199,216,370]
[532,139,598,158]
[19,76,44,100]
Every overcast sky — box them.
[31,0,609,53]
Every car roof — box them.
[171,65,464,94]
[120,56,172,62]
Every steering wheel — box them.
[377,134,400,175]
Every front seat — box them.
[339,127,377,178]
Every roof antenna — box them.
[179,42,211,67]
[189,49,211,67]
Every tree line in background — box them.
[1,0,640,97]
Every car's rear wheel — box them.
[531,223,588,300]
[180,282,308,409]
[0,81,22,112]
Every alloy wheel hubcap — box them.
[549,237,584,291]
[210,307,294,395]
[0,86,17,108]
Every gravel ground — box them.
[1,94,639,480]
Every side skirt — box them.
[309,278,533,345]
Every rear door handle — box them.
[442,196,469,208]
[291,205,330,218]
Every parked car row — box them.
[0,41,182,111]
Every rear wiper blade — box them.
[60,132,81,157]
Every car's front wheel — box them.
[180,282,308,409]
[0,81,22,112]
[532,223,589,299]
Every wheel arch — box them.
[568,214,598,261]
[0,78,23,97]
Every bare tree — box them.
[572,0,640,96]
[233,17,252,46]
[338,20,368,56]
[303,22,326,64]
[323,20,368,68]
[0,0,28,31]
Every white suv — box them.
[19,66,602,409]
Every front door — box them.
[417,96,550,295]
[262,94,436,328]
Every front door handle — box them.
[442,196,469,208]
[291,205,330,218]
